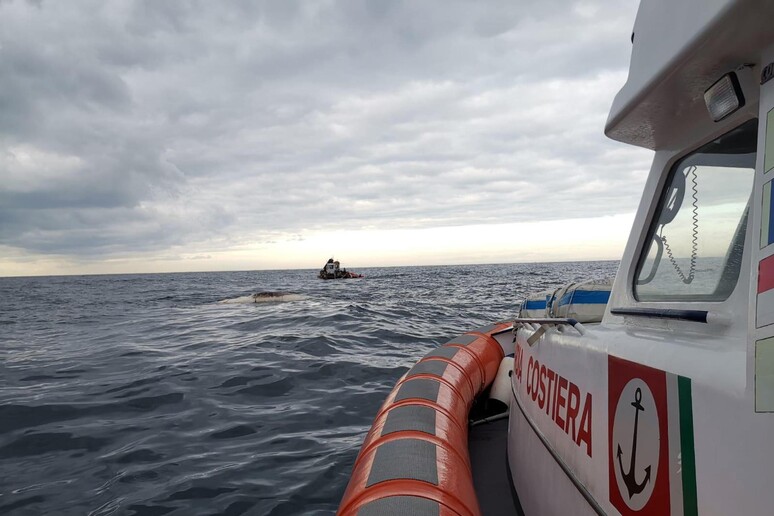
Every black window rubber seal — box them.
[610,307,708,323]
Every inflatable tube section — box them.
[338,322,509,516]
[552,278,612,323]
[519,289,552,318]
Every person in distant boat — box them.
[321,258,338,279]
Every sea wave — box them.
[0,262,618,514]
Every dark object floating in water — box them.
[319,258,364,280]
[252,291,290,302]
[218,292,302,304]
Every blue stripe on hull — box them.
[768,185,774,245]
[557,290,611,307]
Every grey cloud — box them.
[0,0,649,260]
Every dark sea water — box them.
[0,261,618,515]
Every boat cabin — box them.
[510,1,774,514]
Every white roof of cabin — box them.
[605,0,774,150]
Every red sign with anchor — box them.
[608,356,671,515]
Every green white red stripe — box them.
[666,374,698,516]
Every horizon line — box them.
[0,257,622,280]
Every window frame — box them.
[632,118,758,303]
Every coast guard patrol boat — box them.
[339,1,774,514]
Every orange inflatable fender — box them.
[338,322,509,516]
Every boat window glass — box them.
[634,119,757,302]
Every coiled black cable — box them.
[660,166,698,284]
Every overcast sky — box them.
[0,0,651,276]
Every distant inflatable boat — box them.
[319,258,363,280]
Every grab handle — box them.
[513,317,586,346]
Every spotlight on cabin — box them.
[704,72,745,122]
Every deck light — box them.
[704,72,745,122]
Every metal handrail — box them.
[512,317,586,346]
